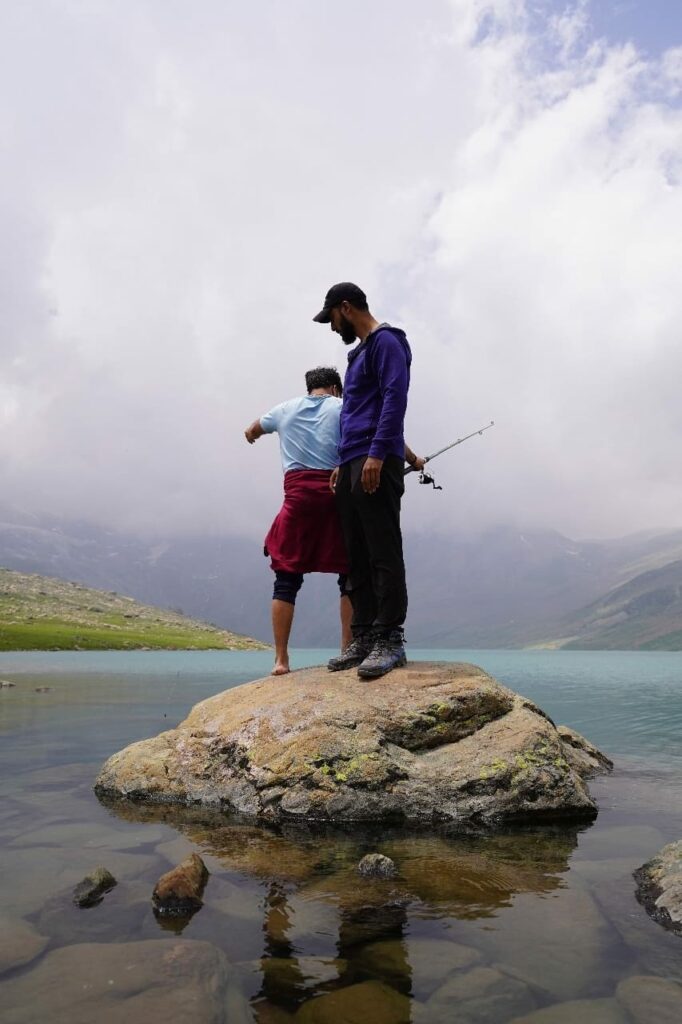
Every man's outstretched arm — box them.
[244,419,266,444]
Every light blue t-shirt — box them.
[260,395,342,472]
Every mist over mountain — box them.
[3,503,682,648]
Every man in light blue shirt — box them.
[259,392,342,473]
[245,367,351,674]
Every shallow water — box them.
[1,650,682,1023]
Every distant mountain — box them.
[0,566,266,651]
[2,503,682,648]
[402,525,682,647]
[0,505,277,641]
[547,559,682,650]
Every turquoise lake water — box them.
[1,649,682,1022]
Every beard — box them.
[339,313,357,345]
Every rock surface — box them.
[72,866,117,907]
[509,998,629,1023]
[95,662,610,826]
[358,853,397,878]
[473,884,616,1001]
[355,937,482,1000]
[634,839,682,935]
[296,979,410,1024]
[0,938,250,1024]
[556,726,614,775]
[0,915,48,974]
[615,975,682,1024]
[152,852,209,917]
[422,965,537,1022]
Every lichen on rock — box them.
[95,661,611,827]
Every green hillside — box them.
[541,559,682,650]
[0,568,267,651]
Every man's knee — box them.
[273,571,304,605]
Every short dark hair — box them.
[305,366,343,395]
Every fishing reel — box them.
[404,420,494,492]
[418,469,442,491]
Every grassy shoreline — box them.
[0,567,267,652]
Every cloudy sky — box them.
[2,0,682,540]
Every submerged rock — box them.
[95,662,610,826]
[255,954,347,1001]
[473,884,616,1001]
[634,839,682,935]
[356,937,482,1000]
[358,853,397,878]
[509,998,628,1023]
[0,938,246,1024]
[0,915,48,973]
[296,979,410,1024]
[152,852,209,918]
[616,975,682,1024]
[72,866,117,908]
[424,966,537,1022]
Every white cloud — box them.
[406,4,682,536]
[1,0,681,539]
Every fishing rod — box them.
[405,420,495,490]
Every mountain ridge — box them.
[550,558,682,650]
[1,505,682,648]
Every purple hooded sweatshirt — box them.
[338,324,412,465]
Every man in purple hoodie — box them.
[313,282,423,678]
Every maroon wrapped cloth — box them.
[264,469,348,574]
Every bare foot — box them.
[271,662,290,676]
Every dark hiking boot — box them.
[327,634,374,672]
[357,630,407,679]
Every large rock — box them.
[95,662,609,826]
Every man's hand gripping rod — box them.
[405,420,495,489]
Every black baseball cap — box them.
[312,282,367,323]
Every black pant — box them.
[335,455,407,634]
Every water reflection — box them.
[100,798,580,906]
[99,798,586,1017]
